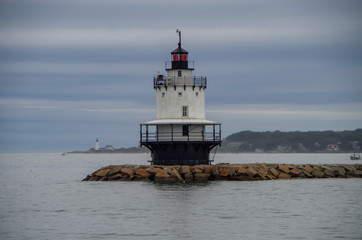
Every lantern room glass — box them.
[172,54,187,61]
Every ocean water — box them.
[0,153,361,240]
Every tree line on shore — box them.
[218,129,362,153]
[71,129,362,154]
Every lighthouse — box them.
[95,138,99,151]
[140,30,221,165]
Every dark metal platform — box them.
[140,123,221,165]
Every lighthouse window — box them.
[178,92,182,96]
[182,106,188,117]
[178,71,182,77]
[181,54,187,61]
[196,92,199,96]
[162,92,165,97]
[173,55,179,61]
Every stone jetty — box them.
[83,163,362,182]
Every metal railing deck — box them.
[140,124,221,144]
[154,76,207,89]
[141,132,221,143]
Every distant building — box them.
[277,144,292,153]
[351,141,360,151]
[103,145,115,151]
[95,138,99,151]
[298,143,307,151]
[255,148,264,153]
[95,139,115,151]
[327,144,339,151]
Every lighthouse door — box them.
[182,125,189,136]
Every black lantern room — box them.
[171,30,192,70]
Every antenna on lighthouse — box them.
[176,28,181,47]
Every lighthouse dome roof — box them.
[171,46,188,54]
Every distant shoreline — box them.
[67,149,356,154]
[68,147,149,154]
[69,129,361,154]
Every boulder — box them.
[154,172,175,182]
[230,175,254,181]
[266,174,275,180]
[259,163,269,170]
[171,168,184,181]
[179,166,191,174]
[251,164,260,170]
[301,170,313,178]
[211,166,219,176]
[203,165,214,174]
[323,169,335,177]
[269,168,279,177]
[87,175,99,181]
[149,167,168,175]
[107,173,124,181]
[303,165,314,173]
[191,166,204,173]
[82,175,91,181]
[343,165,356,172]
[194,173,210,181]
[257,170,268,180]
[354,170,362,176]
[94,168,111,177]
[129,166,140,173]
[121,168,134,179]
[278,172,292,179]
[311,170,324,178]
[219,168,229,177]
[346,170,362,178]
[136,168,150,178]
[289,168,302,177]
[246,167,258,177]
[228,167,236,176]
[163,167,173,175]
[184,172,194,181]
[285,164,294,169]
[108,166,122,176]
[313,166,322,171]
[331,166,346,177]
[278,164,290,174]
[237,167,249,175]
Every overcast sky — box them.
[0,0,361,153]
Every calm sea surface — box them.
[0,153,361,240]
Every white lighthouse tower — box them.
[95,138,99,151]
[140,30,221,165]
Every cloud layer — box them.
[0,0,361,152]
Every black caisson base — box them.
[145,142,218,166]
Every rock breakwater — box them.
[83,163,362,182]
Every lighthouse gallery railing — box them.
[154,76,207,89]
[140,124,221,143]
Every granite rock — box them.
[194,173,210,181]
[121,168,134,179]
[278,164,290,174]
